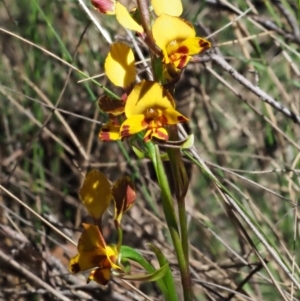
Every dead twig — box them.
[209,52,300,125]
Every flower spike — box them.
[69,223,120,285]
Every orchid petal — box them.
[178,37,211,56]
[125,81,175,117]
[115,2,144,33]
[69,224,107,273]
[79,170,112,219]
[120,114,147,138]
[98,95,125,115]
[163,108,189,124]
[87,268,111,285]
[151,0,182,17]
[112,176,136,223]
[145,127,169,142]
[152,14,195,53]
[99,120,120,141]
[105,43,136,88]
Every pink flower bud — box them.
[91,0,115,15]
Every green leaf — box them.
[121,263,169,282]
[147,244,179,301]
[132,146,145,159]
[120,246,170,299]
[181,134,194,149]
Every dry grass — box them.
[0,0,300,300]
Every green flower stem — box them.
[167,147,189,262]
[147,244,179,301]
[145,142,193,301]
[166,126,190,263]
[115,220,123,253]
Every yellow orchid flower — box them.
[120,80,188,142]
[71,170,137,285]
[69,223,121,285]
[152,14,211,70]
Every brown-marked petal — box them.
[120,114,148,138]
[99,120,121,141]
[105,43,136,88]
[79,170,112,219]
[115,2,144,33]
[151,0,182,17]
[112,176,136,222]
[178,37,211,56]
[162,108,188,124]
[69,224,107,273]
[87,268,111,285]
[144,127,169,142]
[98,95,125,115]
[78,224,107,252]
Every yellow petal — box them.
[79,170,112,219]
[151,0,182,17]
[163,108,188,124]
[78,224,106,252]
[152,14,195,53]
[99,120,121,141]
[104,244,120,270]
[125,80,175,117]
[87,268,111,285]
[178,37,211,56]
[104,43,136,88]
[120,114,147,138]
[69,224,107,273]
[115,2,144,33]
[69,251,107,273]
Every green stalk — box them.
[167,126,190,262]
[145,142,193,301]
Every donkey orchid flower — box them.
[120,80,188,142]
[69,223,120,285]
[152,14,211,70]
[70,170,136,285]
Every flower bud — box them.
[91,0,116,15]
